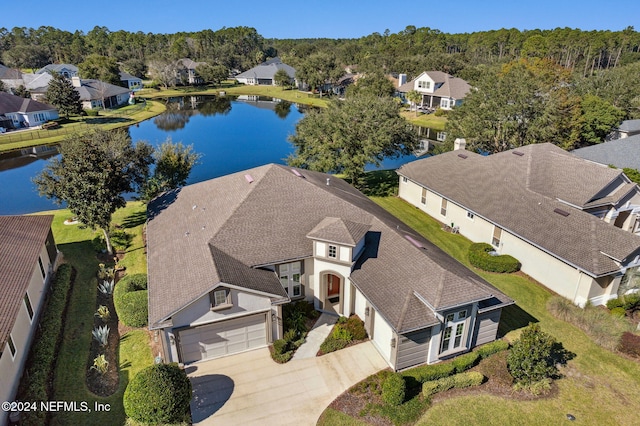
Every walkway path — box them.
[292,312,338,360]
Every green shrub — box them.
[421,381,439,396]
[114,273,148,327]
[422,371,485,396]
[273,339,289,355]
[86,109,99,117]
[91,233,107,252]
[124,363,192,424]
[272,351,293,363]
[344,315,367,340]
[622,293,640,311]
[283,328,298,342]
[404,361,456,383]
[610,307,627,318]
[468,242,520,273]
[452,371,485,387]
[606,298,624,310]
[451,351,480,373]
[332,325,353,341]
[381,373,406,406]
[320,336,348,354]
[474,339,509,358]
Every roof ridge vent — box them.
[457,153,468,159]
[512,150,525,156]
[554,208,570,217]
[244,174,254,183]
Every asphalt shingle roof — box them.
[74,79,130,101]
[147,165,511,332]
[398,143,640,277]
[0,92,57,115]
[397,71,470,100]
[0,215,54,349]
[236,57,296,80]
[572,134,640,170]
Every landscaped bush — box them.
[113,273,148,327]
[473,339,509,359]
[618,332,640,357]
[381,373,406,406]
[607,298,624,310]
[622,293,640,311]
[451,351,480,373]
[468,243,521,273]
[123,363,192,424]
[270,329,306,363]
[18,264,72,426]
[283,300,317,336]
[318,315,367,355]
[422,371,485,396]
[319,335,349,353]
[343,315,367,340]
[610,307,627,318]
[403,361,455,383]
[85,109,99,117]
[332,325,353,341]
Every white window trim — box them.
[279,262,303,298]
[440,309,469,354]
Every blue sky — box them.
[4,0,639,38]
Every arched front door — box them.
[327,274,341,298]
[325,273,342,314]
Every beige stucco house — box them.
[0,216,58,426]
[146,165,512,371]
[397,71,470,111]
[397,142,640,307]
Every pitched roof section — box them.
[147,164,512,332]
[306,217,371,246]
[0,64,22,79]
[398,143,640,276]
[74,79,130,101]
[36,64,78,75]
[236,58,296,80]
[0,92,57,115]
[572,134,640,170]
[0,215,54,349]
[397,71,470,100]
[619,119,640,133]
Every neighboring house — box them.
[71,76,130,109]
[0,65,23,93]
[177,58,206,85]
[235,57,296,86]
[614,119,640,139]
[0,92,59,129]
[397,142,640,307]
[0,216,58,426]
[20,72,53,101]
[119,71,143,91]
[572,134,640,170]
[147,164,512,371]
[397,71,470,110]
[36,63,79,79]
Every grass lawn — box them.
[0,100,165,153]
[35,202,153,425]
[319,195,640,425]
[400,111,447,131]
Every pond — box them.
[0,95,418,215]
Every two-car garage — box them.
[177,313,268,363]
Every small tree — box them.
[124,363,192,424]
[195,63,229,86]
[406,90,423,116]
[274,68,292,88]
[507,323,568,386]
[45,72,82,119]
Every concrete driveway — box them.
[187,341,388,425]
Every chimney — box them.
[398,73,407,88]
[454,138,466,151]
[71,76,81,87]
[326,178,330,186]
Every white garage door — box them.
[178,314,267,363]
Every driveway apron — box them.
[188,341,388,425]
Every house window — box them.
[418,80,431,89]
[492,226,502,247]
[421,188,427,205]
[441,99,450,109]
[440,309,468,353]
[24,293,34,320]
[328,245,337,259]
[467,211,474,220]
[440,199,448,216]
[279,262,302,297]
[8,335,16,358]
[402,176,408,184]
[210,288,231,310]
[38,256,46,279]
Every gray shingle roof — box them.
[0,215,54,349]
[36,64,78,75]
[572,134,640,170]
[74,79,130,101]
[0,64,22,79]
[0,92,57,115]
[236,58,296,80]
[397,71,470,100]
[306,217,371,246]
[619,119,640,133]
[147,164,511,332]
[398,143,640,277]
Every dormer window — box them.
[210,288,232,310]
[328,245,337,259]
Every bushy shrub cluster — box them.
[271,329,305,363]
[18,264,72,425]
[422,371,485,396]
[123,363,192,424]
[403,361,455,383]
[451,351,480,373]
[468,243,520,273]
[381,373,406,406]
[473,339,509,359]
[618,332,640,357]
[113,273,148,327]
[283,300,317,337]
[319,315,367,355]
[547,296,633,351]
[607,294,640,312]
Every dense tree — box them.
[295,52,343,96]
[140,139,200,201]
[345,72,395,98]
[44,72,82,118]
[13,84,30,98]
[2,44,50,71]
[34,129,154,254]
[578,94,625,146]
[78,54,121,85]
[147,58,184,89]
[122,58,147,78]
[273,68,293,88]
[195,63,228,85]
[288,94,417,188]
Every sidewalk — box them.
[292,312,338,360]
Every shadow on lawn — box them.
[498,303,538,336]
[121,210,147,229]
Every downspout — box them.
[573,269,583,306]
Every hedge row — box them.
[381,373,406,406]
[473,339,510,359]
[18,264,73,426]
[113,274,148,327]
[422,371,485,396]
[468,243,520,273]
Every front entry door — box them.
[327,274,340,297]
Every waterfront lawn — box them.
[318,195,640,425]
[37,202,153,425]
[400,110,447,131]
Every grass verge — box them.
[35,202,153,425]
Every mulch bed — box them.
[86,288,120,396]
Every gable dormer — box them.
[306,217,370,264]
[414,72,435,94]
